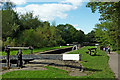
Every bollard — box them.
[79,54,81,61]
[4,45,10,69]
[29,46,33,54]
[17,49,23,68]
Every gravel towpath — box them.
[107,52,120,79]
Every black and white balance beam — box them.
[1,54,81,61]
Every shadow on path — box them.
[28,61,102,72]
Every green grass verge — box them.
[116,50,120,54]
[1,46,71,56]
[68,46,115,78]
[2,46,115,78]
[2,66,72,78]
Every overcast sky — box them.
[10,0,101,34]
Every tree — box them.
[86,1,120,50]
[2,2,64,48]
[19,12,42,31]
[57,24,85,44]
[2,2,19,40]
[86,30,96,43]
[17,23,64,48]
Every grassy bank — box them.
[2,66,71,78]
[116,50,120,54]
[2,46,115,78]
[68,46,114,78]
[1,46,71,56]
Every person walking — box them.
[107,46,110,54]
[105,47,108,53]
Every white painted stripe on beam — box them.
[63,54,79,61]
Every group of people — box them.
[103,46,110,54]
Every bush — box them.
[3,37,16,47]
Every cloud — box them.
[14,0,83,21]
[73,24,79,27]
[73,24,82,31]
[61,0,83,9]
[10,0,26,5]
[76,28,81,30]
